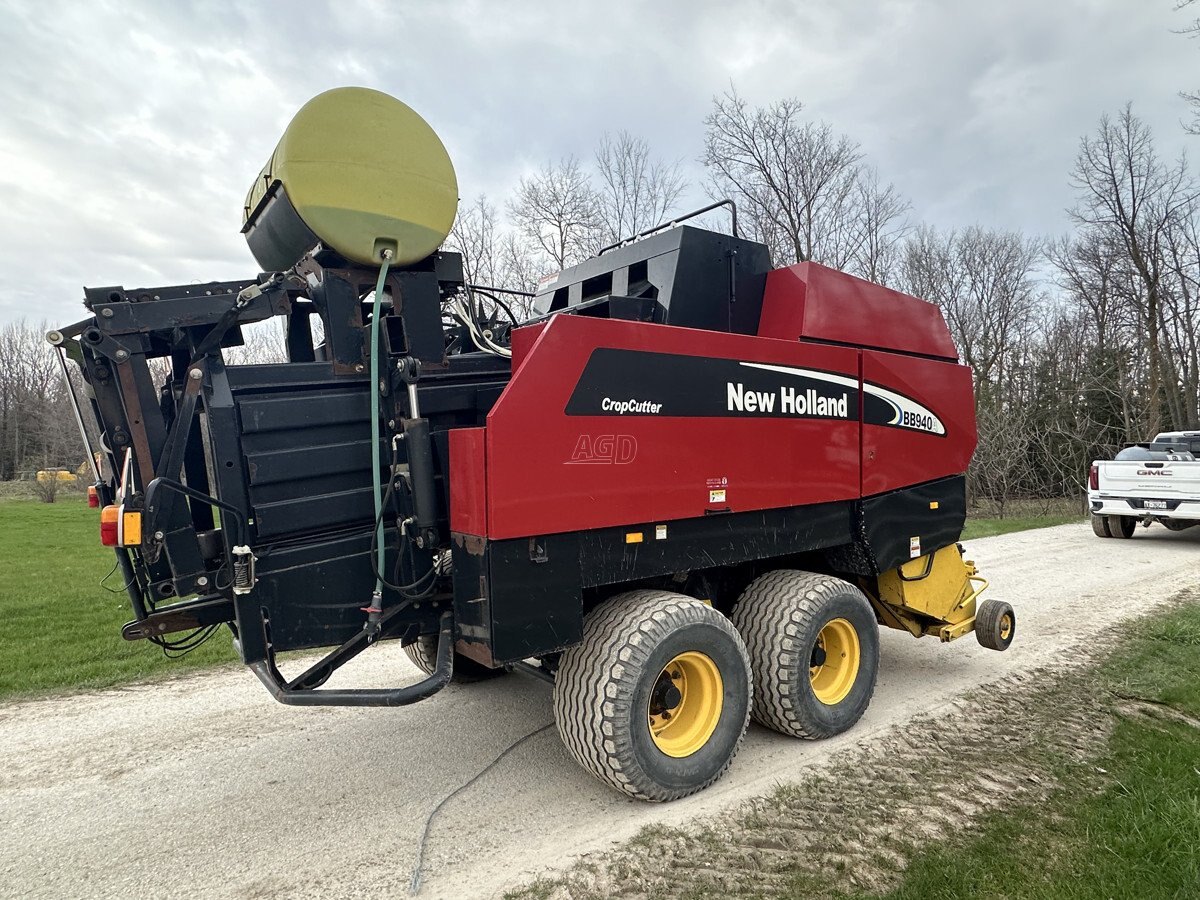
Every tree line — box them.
[4,51,1197,511]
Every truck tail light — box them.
[87,485,99,508]
[1089,464,1099,491]
[100,505,119,546]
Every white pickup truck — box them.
[1089,431,1200,538]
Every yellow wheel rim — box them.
[999,613,1013,641]
[810,618,861,706]
[647,651,723,758]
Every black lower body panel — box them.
[452,500,856,665]
[860,475,967,573]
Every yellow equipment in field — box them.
[869,544,1005,646]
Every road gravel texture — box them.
[2,522,1197,899]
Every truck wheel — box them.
[553,590,751,802]
[403,636,504,683]
[1091,514,1112,538]
[975,599,1015,651]
[730,571,879,740]
[1106,515,1136,538]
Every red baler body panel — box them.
[759,262,958,360]
[860,350,977,496]
[451,282,977,540]
[476,315,861,540]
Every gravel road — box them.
[2,522,1197,899]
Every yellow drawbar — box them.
[874,544,988,642]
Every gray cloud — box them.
[0,0,1193,326]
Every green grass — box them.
[858,602,1200,900]
[0,498,237,699]
[960,512,1082,540]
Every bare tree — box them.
[0,320,81,481]
[593,131,687,245]
[901,225,1042,388]
[847,167,911,285]
[1177,0,1200,135]
[1068,105,1198,434]
[507,157,600,269]
[447,195,502,288]
[702,88,909,280]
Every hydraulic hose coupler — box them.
[363,590,384,642]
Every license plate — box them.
[1144,499,1168,509]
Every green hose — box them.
[369,250,394,598]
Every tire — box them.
[730,570,879,740]
[975,598,1015,651]
[553,590,752,802]
[1091,514,1112,538]
[1106,515,1136,539]
[404,635,504,683]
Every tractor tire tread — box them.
[730,570,878,740]
[553,590,751,802]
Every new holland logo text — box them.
[727,382,849,418]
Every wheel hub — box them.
[647,651,724,758]
[810,643,828,667]
[809,617,861,706]
[650,676,683,714]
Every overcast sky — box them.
[0,0,1195,327]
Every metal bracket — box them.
[248,611,455,707]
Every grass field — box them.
[960,511,1082,540]
[0,497,237,699]
[961,497,1083,540]
[866,603,1200,900]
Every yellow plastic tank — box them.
[243,87,458,270]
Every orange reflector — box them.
[120,510,142,547]
[100,505,119,546]
[87,485,99,508]
[625,531,643,544]
[929,501,939,510]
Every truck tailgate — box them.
[1098,460,1200,497]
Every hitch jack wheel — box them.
[975,599,1015,651]
[554,590,751,802]
[731,570,879,740]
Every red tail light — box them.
[87,485,99,508]
[100,505,119,546]
[1089,464,1099,491]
